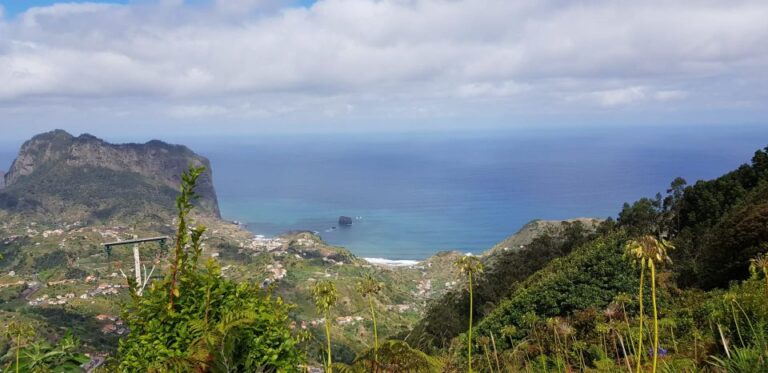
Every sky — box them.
[0,0,767,141]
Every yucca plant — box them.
[454,255,483,373]
[625,235,673,373]
[313,280,339,373]
[356,273,383,369]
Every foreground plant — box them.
[313,280,339,373]
[118,167,301,372]
[455,255,484,373]
[1,325,87,373]
[356,273,383,369]
[334,340,443,373]
[2,320,35,373]
[625,235,673,373]
[750,252,768,296]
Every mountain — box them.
[0,130,219,222]
[407,217,605,351]
[484,217,602,258]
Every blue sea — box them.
[2,125,767,260]
[188,125,768,260]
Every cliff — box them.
[0,130,220,221]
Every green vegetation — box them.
[117,167,302,372]
[454,255,483,373]
[410,220,600,352]
[356,273,383,367]
[625,236,673,373]
[1,322,88,373]
[313,280,339,373]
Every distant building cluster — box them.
[245,235,287,253]
[95,314,127,335]
[28,283,125,306]
[28,292,76,306]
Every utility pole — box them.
[133,235,142,291]
[104,236,169,296]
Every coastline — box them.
[363,257,420,267]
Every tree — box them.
[356,273,383,369]
[454,255,483,373]
[625,235,673,373]
[313,280,339,373]
[663,177,687,234]
[618,198,663,236]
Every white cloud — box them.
[214,0,291,14]
[569,86,690,107]
[654,90,688,102]
[168,104,229,118]
[592,86,649,107]
[0,0,766,132]
[455,81,529,98]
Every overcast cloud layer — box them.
[0,0,767,137]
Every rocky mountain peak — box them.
[2,130,220,219]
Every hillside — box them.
[0,130,220,223]
[484,218,602,258]
[409,217,606,351]
[404,146,768,372]
[0,130,473,365]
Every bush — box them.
[117,167,302,372]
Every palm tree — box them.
[313,280,339,373]
[356,273,383,370]
[625,235,673,373]
[454,255,483,373]
[750,252,768,296]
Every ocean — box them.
[191,125,768,260]
[1,125,766,260]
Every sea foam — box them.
[364,258,420,267]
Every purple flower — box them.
[647,347,668,357]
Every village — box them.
[0,220,461,365]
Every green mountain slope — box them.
[408,218,605,351]
[473,230,636,350]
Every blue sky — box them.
[1,0,128,16]
[0,0,317,17]
[0,0,766,140]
